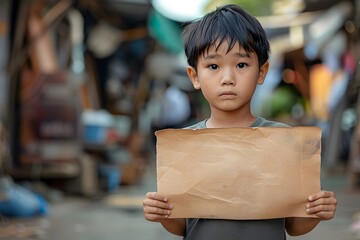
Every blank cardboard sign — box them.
[156,127,321,220]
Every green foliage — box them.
[206,0,277,16]
[264,86,303,118]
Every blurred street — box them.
[1,163,359,240]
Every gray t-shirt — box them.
[185,116,288,129]
[184,116,288,240]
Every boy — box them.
[143,4,337,239]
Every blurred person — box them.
[143,4,337,239]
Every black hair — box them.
[183,4,270,69]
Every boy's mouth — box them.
[219,91,237,99]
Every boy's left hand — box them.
[306,191,337,220]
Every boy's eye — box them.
[207,64,219,70]
[237,63,247,68]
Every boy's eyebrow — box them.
[203,54,220,60]
[234,52,250,58]
[204,52,250,60]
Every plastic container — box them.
[81,110,114,145]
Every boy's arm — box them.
[285,191,337,236]
[160,218,186,236]
[143,192,186,236]
[285,217,321,236]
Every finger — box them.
[306,204,336,215]
[306,197,337,208]
[146,192,168,202]
[308,191,335,201]
[143,199,173,210]
[144,206,171,216]
[144,213,169,222]
[315,211,336,220]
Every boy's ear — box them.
[187,66,201,89]
[257,61,269,85]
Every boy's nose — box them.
[220,69,235,86]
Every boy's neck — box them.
[206,113,256,128]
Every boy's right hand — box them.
[143,192,173,222]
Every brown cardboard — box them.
[156,127,321,220]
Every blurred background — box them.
[0,0,359,239]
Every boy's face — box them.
[187,41,269,114]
